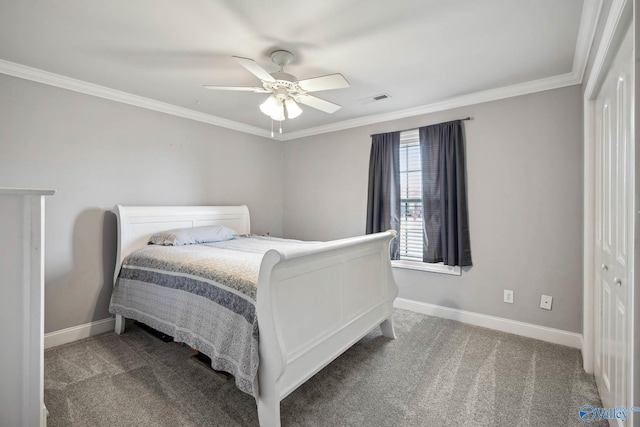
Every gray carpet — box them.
[44,310,605,426]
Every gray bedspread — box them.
[109,236,317,397]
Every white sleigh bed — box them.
[111,205,398,427]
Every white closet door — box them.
[593,24,632,426]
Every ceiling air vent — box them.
[357,93,392,105]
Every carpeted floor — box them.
[44,309,605,426]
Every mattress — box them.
[109,235,317,396]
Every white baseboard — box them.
[394,297,582,349]
[46,302,582,350]
[44,317,115,349]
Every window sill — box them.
[391,260,461,276]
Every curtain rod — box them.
[370,117,473,137]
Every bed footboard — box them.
[255,231,398,427]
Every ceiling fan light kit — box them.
[259,94,283,120]
[284,98,302,118]
[259,86,301,121]
[204,50,350,131]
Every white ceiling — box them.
[0,0,598,139]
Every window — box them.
[393,129,461,275]
[367,122,471,274]
[398,130,423,261]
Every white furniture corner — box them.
[112,205,398,427]
[0,188,55,427]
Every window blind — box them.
[399,129,423,261]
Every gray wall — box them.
[0,74,283,333]
[0,73,584,335]
[283,85,584,333]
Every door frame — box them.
[582,0,635,414]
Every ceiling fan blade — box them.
[297,73,350,92]
[232,56,276,83]
[297,94,342,114]
[203,85,270,93]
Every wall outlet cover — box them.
[540,294,553,310]
[504,290,514,304]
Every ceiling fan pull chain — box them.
[271,119,274,138]
[279,121,283,134]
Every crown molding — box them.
[583,0,627,99]
[0,59,272,139]
[0,57,580,143]
[280,72,581,141]
[573,0,604,83]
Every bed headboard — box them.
[112,205,250,284]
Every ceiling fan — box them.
[203,50,350,123]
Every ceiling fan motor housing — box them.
[264,72,305,101]
[265,51,302,99]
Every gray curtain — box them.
[366,132,401,259]
[419,120,472,266]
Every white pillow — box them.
[148,225,237,246]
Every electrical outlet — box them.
[540,295,553,310]
[503,290,513,304]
